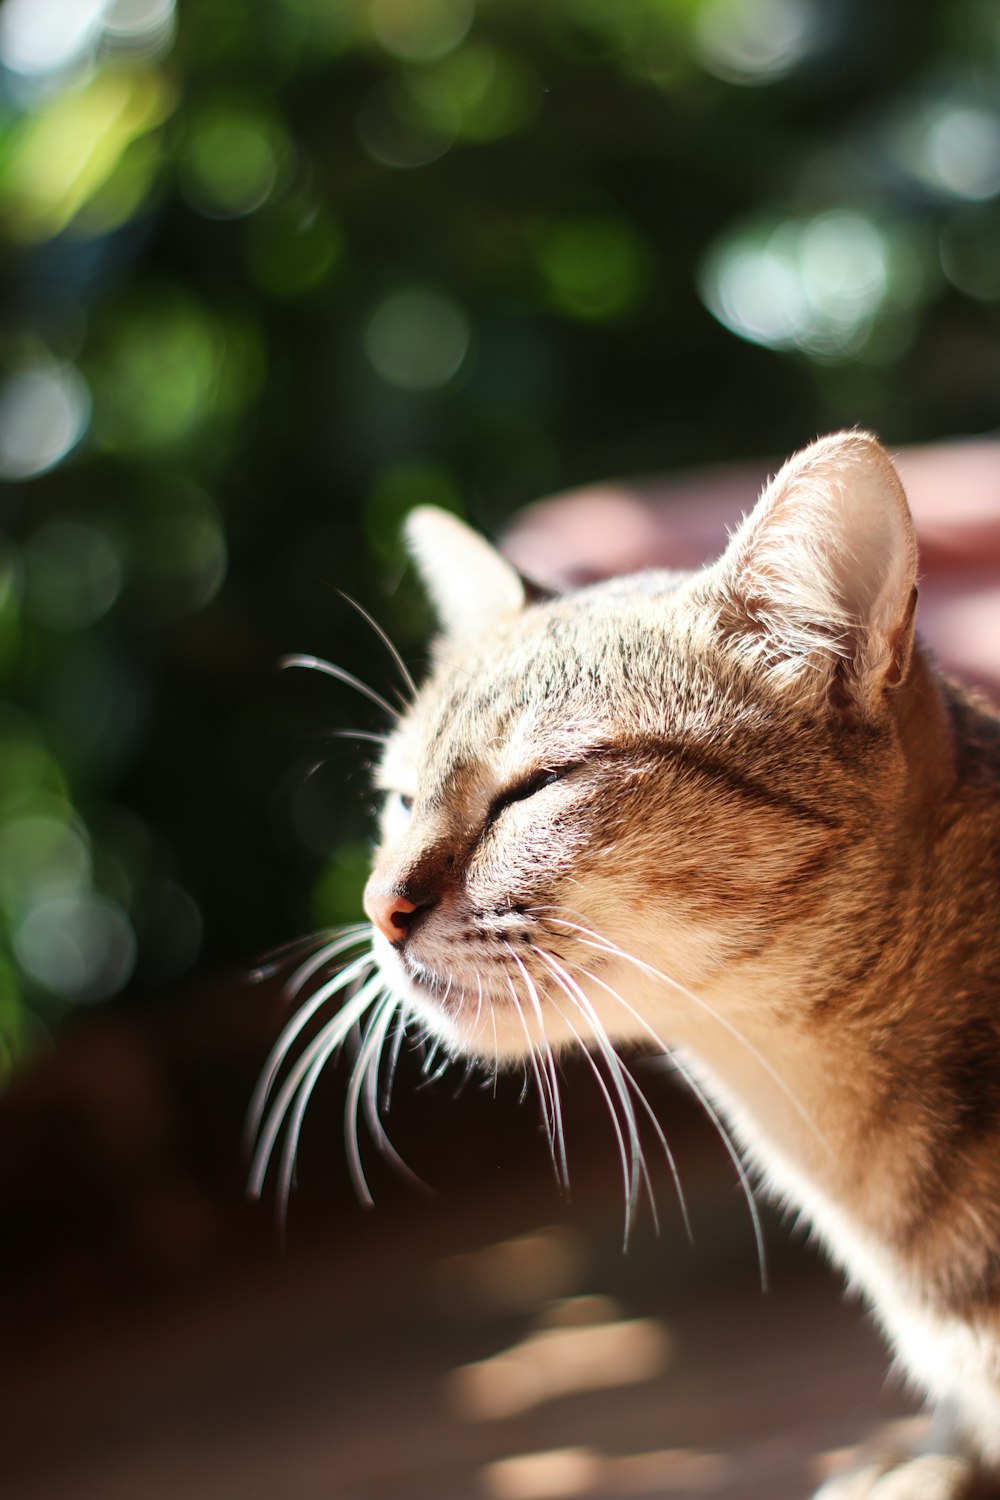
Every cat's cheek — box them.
[369,930,548,1064]
[370,932,468,1053]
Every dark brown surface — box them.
[2,1014,914,1500]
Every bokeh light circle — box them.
[23,520,123,631]
[364,288,471,391]
[14,893,136,1002]
[0,0,106,79]
[180,106,291,219]
[369,0,473,62]
[0,364,90,480]
[0,814,91,922]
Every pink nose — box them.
[364,888,419,946]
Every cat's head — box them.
[363,431,922,1063]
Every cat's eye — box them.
[382,789,414,837]
[485,766,572,828]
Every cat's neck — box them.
[662,651,1000,1237]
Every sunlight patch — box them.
[450,1315,672,1419]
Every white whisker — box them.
[286,926,372,999]
[332,728,392,747]
[345,997,396,1206]
[535,947,654,1240]
[504,967,559,1166]
[551,946,767,1286]
[280,653,401,722]
[336,590,418,701]
[360,996,426,1191]
[537,963,639,1246]
[508,947,569,1194]
[538,911,825,1155]
[244,949,376,1147]
[247,927,361,984]
[558,956,694,1244]
[382,1010,408,1112]
[248,972,385,1198]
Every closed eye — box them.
[485,765,578,828]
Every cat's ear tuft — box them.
[405,506,527,637]
[714,431,919,722]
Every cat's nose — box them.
[364,886,423,947]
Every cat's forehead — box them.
[380,569,704,795]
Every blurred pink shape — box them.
[504,437,1000,698]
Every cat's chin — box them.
[370,930,592,1065]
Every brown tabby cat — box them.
[255,431,1000,1498]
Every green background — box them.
[2,0,999,1069]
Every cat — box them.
[253,431,1000,1499]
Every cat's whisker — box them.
[248,972,385,1199]
[470,973,485,1040]
[552,947,767,1284]
[422,1050,453,1087]
[244,948,376,1147]
[382,1008,408,1113]
[275,1012,352,1235]
[507,946,570,1194]
[558,956,703,1246]
[359,995,426,1192]
[548,950,692,1243]
[332,728,392,747]
[504,968,559,1169]
[535,959,641,1246]
[247,926,361,984]
[286,925,372,999]
[489,1001,499,1092]
[280,653,401,723]
[536,910,826,1155]
[345,996,397,1206]
[535,947,655,1239]
[336,590,418,703]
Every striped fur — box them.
[364,433,1000,1494]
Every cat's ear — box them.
[714,431,919,722]
[405,506,528,637]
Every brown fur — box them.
[360,433,1000,1497]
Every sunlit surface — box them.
[484,1447,600,1500]
[364,287,471,391]
[483,1445,733,1498]
[433,1227,586,1318]
[0,365,90,480]
[451,1315,672,1419]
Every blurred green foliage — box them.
[1,0,999,1071]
